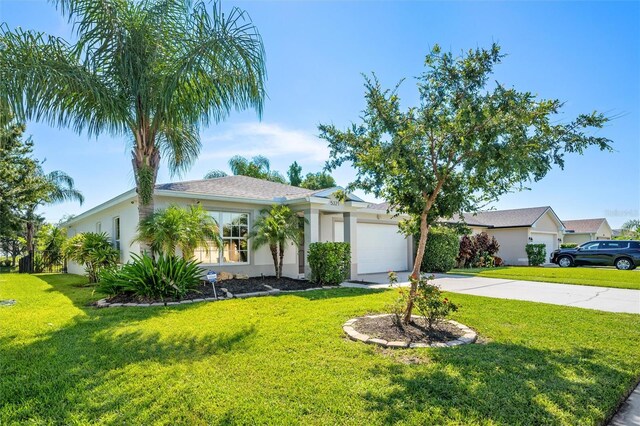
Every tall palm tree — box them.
[249,204,304,279]
[0,0,266,233]
[136,204,222,259]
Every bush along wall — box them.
[420,227,460,273]
[560,243,578,248]
[525,244,547,266]
[307,242,351,286]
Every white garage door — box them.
[334,222,408,274]
[530,232,556,263]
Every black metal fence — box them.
[18,250,67,274]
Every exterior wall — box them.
[531,211,559,233]
[596,221,613,240]
[485,228,530,265]
[66,200,139,275]
[563,233,593,245]
[156,196,299,278]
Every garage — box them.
[530,232,557,262]
[334,221,409,274]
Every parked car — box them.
[550,240,640,270]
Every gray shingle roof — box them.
[155,176,319,201]
[563,218,606,234]
[446,206,553,228]
[367,202,390,211]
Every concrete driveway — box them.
[344,272,640,314]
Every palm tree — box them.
[136,205,222,259]
[249,204,304,279]
[25,169,84,265]
[0,0,266,234]
[206,155,286,183]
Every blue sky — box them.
[1,1,638,228]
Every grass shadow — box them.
[282,286,389,301]
[364,342,635,425]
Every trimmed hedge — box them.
[421,227,460,273]
[307,242,351,285]
[561,243,578,249]
[525,244,547,266]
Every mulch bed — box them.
[220,276,331,292]
[102,276,328,304]
[353,315,465,344]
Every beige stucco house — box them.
[562,218,612,245]
[63,176,413,279]
[446,206,565,265]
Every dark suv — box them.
[550,240,640,270]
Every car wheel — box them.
[615,258,633,270]
[558,256,573,268]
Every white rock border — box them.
[94,285,337,307]
[343,314,477,348]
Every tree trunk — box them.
[278,241,285,280]
[132,147,160,255]
[403,209,430,324]
[269,244,279,278]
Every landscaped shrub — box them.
[98,254,203,299]
[307,242,350,285]
[389,272,457,330]
[420,227,459,272]
[561,243,578,249]
[456,232,500,268]
[63,232,119,282]
[525,244,547,266]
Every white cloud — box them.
[199,122,330,163]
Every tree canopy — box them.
[320,43,612,321]
[0,0,267,228]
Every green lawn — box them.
[449,266,640,290]
[2,274,640,425]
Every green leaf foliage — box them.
[420,227,459,273]
[300,172,336,190]
[249,204,304,279]
[307,242,351,285]
[136,204,222,259]
[525,244,547,266]
[287,161,303,187]
[0,0,266,220]
[98,254,203,299]
[319,42,612,294]
[63,232,119,282]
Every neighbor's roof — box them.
[155,175,319,201]
[446,206,556,228]
[563,218,607,234]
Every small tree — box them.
[300,172,336,190]
[287,161,303,187]
[63,232,119,283]
[136,205,222,259]
[320,44,612,323]
[525,244,547,266]
[249,204,304,279]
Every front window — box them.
[194,211,249,264]
[112,217,120,251]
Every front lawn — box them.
[449,266,640,290]
[1,274,639,425]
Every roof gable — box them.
[447,206,555,228]
[563,218,607,234]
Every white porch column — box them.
[343,212,358,279]
[303,208,319,277]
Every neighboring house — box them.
[445,206,565,265]
[64,176,413,279]
[562,218,612,245]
